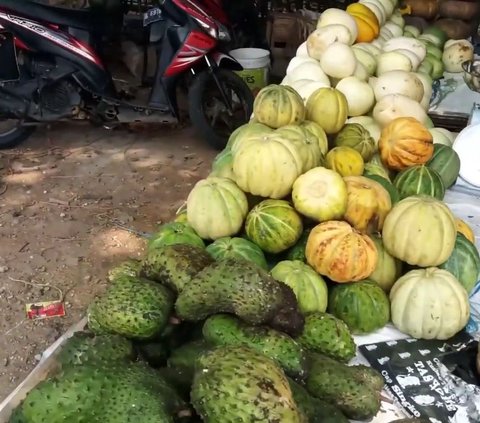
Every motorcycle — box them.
[0,0,254,149]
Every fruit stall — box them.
[2,0,480,422]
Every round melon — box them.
[394,165,445,200]
[271,260,329,315]
[364,174,400,204]
[286,229,311,262]
[148,222,205,250]
[226,122,268,150]
[306,220,378,283]
[382,195,456,267]
[390,268,470,340]
[245,199,303,254]
[426,144,460,189]
[306,87,348,134]
[205,237,268,270]
[187,177,249,240]
[369,234,403,292]
[300,121,329,155]
[326,146,365,177]
[336,76,375,116]
[363,162,390,181]
[232,126,304,199]
[253,85,305,129]
[292,167,348,222]
[334,123,376,161]
[210,148,235,180]
[439,233,480,294]
[328,280,391,334]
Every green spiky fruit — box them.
[174,258,304,337]
[306,354,381,420]
[191,346,305,423]
[141,244,213,294]
[287,377,349,423]
[57,332,134,366]
[107,259,142,283]
[202,314,307,378]
[297,312,356,362]
[87,276,174,339]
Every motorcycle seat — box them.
[0,0,93,30]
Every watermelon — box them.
[439,233,480,294]
[285,229,311,262]
[394,165,445,200]
[148,222,205,250]
[328,280,391,334]
[426,144,460,188]
[364,174,400,204]
[271,260,328,315]
[205,237,268,270]
[245,199,303,254]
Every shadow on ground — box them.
[0,122,216,401]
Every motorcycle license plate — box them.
[143,7,163,27]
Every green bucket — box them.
[230,48,271,97]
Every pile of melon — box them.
[163,79,480,342]
[279,0,474,137]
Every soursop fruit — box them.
[101,361,190,421]
[175,258,304,336]
[349,364,385,392]
[191,346,305,423]
[306,353,382,420]
[203,314,307,377]
[87,275,174,339]
[107,259,142,283]
[57,332,135,366]
[141,244,213,293]
[10,365,109,422]
[287,377,349,423]
[297,312,356,362]
[167,339,211,382]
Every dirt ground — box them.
[0,122,216,402]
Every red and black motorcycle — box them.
[0,0,254,149]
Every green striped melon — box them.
[205,237,268,270]
[286,229,311,262]
[394,165,445,200]
[364,174,400,204]
[271,260,328,315]
[368,153,396,181]
[328,280,391,334]
[148,222,205,250]
[245,199,303,254]
[363,162,390,181]
[426,144,460,189]
[210,148,235,180]
[334,123,376,161]
[439,233,480,294]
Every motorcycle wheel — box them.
[189,68,253,150]
[0,120,35,149]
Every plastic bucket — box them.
[230,48,270,96]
